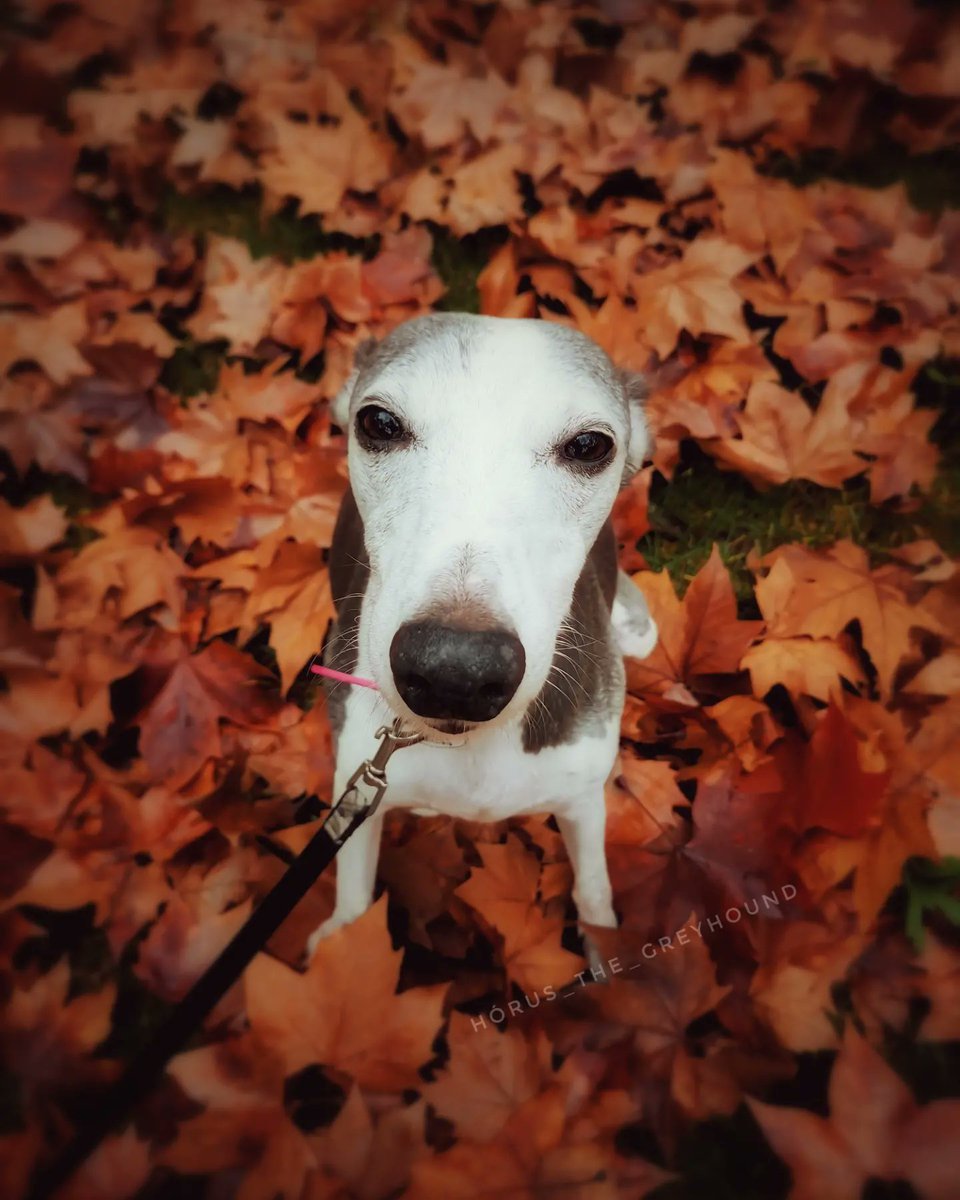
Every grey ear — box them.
[620,369,652,482]
[331,336,379,429]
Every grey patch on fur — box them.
[346,312,632,420]
[535,320,621,393]
[322,485,369,737]
[351,313,482,406]
[617,368,649,478]
[521,518,620,754]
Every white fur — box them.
[307,677,623,954]
[309,316,657,957]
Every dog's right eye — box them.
[356,404,407,446]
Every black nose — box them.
[390,622,525,722]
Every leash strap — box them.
[29,718,423,1200]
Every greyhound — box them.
[307,313,657,957]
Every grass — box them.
[637,349,960,602]
[430,225,507,314]
[0,457,104,552]
[916,356,960,449]
[160,186,508,313]
[637,450,960,602]
[766,140,960,214]
[158,338,230,398]
[900,856,960,952]
[160,184,379,263]
[0,465,98,519]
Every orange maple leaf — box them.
[186,236,287,353]
[777,703,891,839]
[423,1013,549,1140]
[162,1034,316,1200]
[628,546,763,702]
[749,1026,960,1199]
[754,540,945,698]
[244,897,448,1092]
[238,541,334,694]
[709,379,867,488]
[0,961,116,1102]
[631,237,759,359]
[455,835,584,993]
[136,639,279,785]
[741,635,866,703]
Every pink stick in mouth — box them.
[310,663,380,690]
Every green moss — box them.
[0,459,105,551]
[638,455,956,602]
[765,141,960,213]
[160,184,379,262]
[158,338,229,399]
[0,463,96,518]
[162,187,503,314]
[916,357,960,452]
[431,226,507,314]
[917,462,960,555]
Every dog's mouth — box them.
[425,718,473,736]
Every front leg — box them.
[556,798,617,930]
[306,806,385,959]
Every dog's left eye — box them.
[356,404,407,446]
[562,431,614,465]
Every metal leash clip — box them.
[323,718,424,840]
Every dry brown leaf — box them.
[245,897,448,1091]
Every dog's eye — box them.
[356,404,406,445]
[562,431,614,465]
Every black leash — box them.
[28,719,423,1200]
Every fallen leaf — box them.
[245,897,448,1091]
[136,639,280,785]
[754,540,944,698]
[628,547,763,701]
[749,1026,960,1199]
[632,238,759,359]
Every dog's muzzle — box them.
[389,621,525,723]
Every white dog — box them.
[308,313,657,956]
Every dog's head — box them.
[332,313,648,739]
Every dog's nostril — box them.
[390,621,525,723]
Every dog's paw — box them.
[583,932,608,981]
[580,925,621,984]
[574,903,619,984]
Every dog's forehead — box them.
[354,314,624,418]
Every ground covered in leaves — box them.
[1,1,960,1198]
